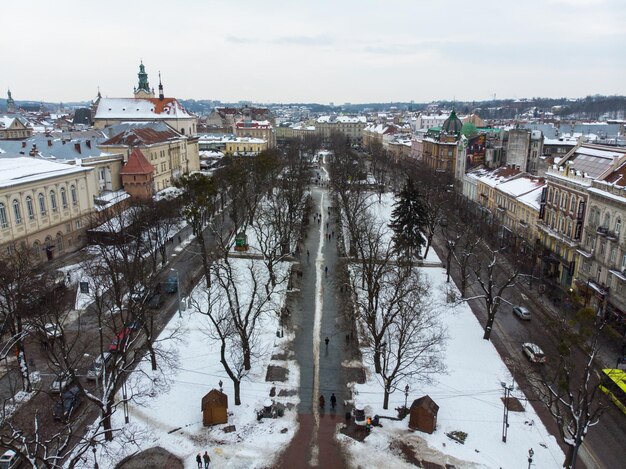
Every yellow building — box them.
[0,157,97,261]
[0,116,32,140]
[224,137,268,156]
[234,120,276,148]
[98,122,200,194]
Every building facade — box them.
[0,157,97,260]
[0,116,32,140]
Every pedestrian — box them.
[325,266,328,277]
[319,394,325,408]
[326,222,329,229]
[325,336,329,348]
[330,393,337,410]
[307,249,310,259]
[318,218,321,225]
[178,235,182,243]
[196,453,202,468]
[203,451,211,468]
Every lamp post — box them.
[446,240,455,283]
[404,384,409,410]
[527,448,534,469]
[501,381,514,443]
[171,268,181,318]
[219,380,223,392]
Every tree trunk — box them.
[103,404,114,441]
[17,346,31,392]
[234,379,241,406]
[483,311,495,340]
[373,349,382,374]
[383,385,390,410]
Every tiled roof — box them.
[101,122,183,146]
[120,148,153,175]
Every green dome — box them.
[442,110,463,134]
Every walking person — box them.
[330,393,337,410]
[325,336,329,348]
[203,451,211,468]
[325,266,328,277]
[196,453,202,468]
[319,394,325,409]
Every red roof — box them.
[120,148,154,175]
[102,123,182,146]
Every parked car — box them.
[127,317,144,332]
[109,328,132,353]
[165,274,178,294]
[42,323,62,339]
[87,352,112,380]
[522,343,546,363]
[147,294,164,309]
[513,305,531,320]
[128,285,149,305]
[0,450,21,469]
[49,371,73,393]
[53,385,82,422]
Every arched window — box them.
[616,218,622,237]
[70,185,77,205]
[38,193,46,215]
[554,190,559,204]
[570,195,576,212]
[60,187,68,209]
[12,199,22,224]
[26,196,34,220]
[50,190,57,212]
[56,232,63,251]
[562,193,568,209]
[0,203,8,228]
[603,213,611,228]
[547,188,552,203]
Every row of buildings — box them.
[0,63,201,260]
[460,142,626,331]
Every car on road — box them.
[0,450,22,469]
[53,385,82,422]
[42,322,62,339]
[49,371,73,393]
[87,352,112,380]
[109,328,132,353]
[164,274,178,294]
[513,305,531,320]
[522,343,546,363]
[128,285,149,305]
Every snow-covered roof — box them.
[0,132,107,160]
[497,176,545,198]
[517,185,544,210]
[95,97,194,120]
[476,167,521,187]
[0,156,92,189]
[316,115,366,124]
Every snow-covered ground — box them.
[79,257,300,469]
[339,194,565,468]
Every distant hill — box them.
[1,95,624,120]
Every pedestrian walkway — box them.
[276,185,347,468]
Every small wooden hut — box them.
[409,395,439,434]
[201,389,228,426]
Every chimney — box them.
[74,142,82,154]
[48,139,53,147]
[22,141,26,148]
[86,139,91,148]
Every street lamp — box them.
[528,448,534,469]
[171,268,181,318]
[446,240,455,283]
[219,380,223,392]
[501,381,514,443]
[404,384,410,410]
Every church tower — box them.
[134,61,155,98]
[7,89,16,113]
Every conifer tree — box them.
[389,177,428,259]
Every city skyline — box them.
[2,0,625,104]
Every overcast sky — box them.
[2,0,624,104]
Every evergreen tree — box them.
[389,177,428,258]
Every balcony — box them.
[596,226,608,236]
[519,219,528,227]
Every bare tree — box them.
[464,242,519,341]
[529,315,607,469]
[378,271,446,409]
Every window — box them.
[603,213,611,229]
[12,199,22,224]
[554,190,559,204]
[60,187,67,209]
[26,196,34,220]
[70,185,77,205]
[50,190,57,212]
[615,219,621,237]
[38,193,46,215]
[570,196,576,212]
[56,232,63,251]
[0,203,8,228]
[610,247,616,262]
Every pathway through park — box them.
[276,167,349,468]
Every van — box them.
[165,274,178,294]
[87,352,112,380]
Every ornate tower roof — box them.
[442,110,463,135]
[7,89,16,113]
[134,61,154,98]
